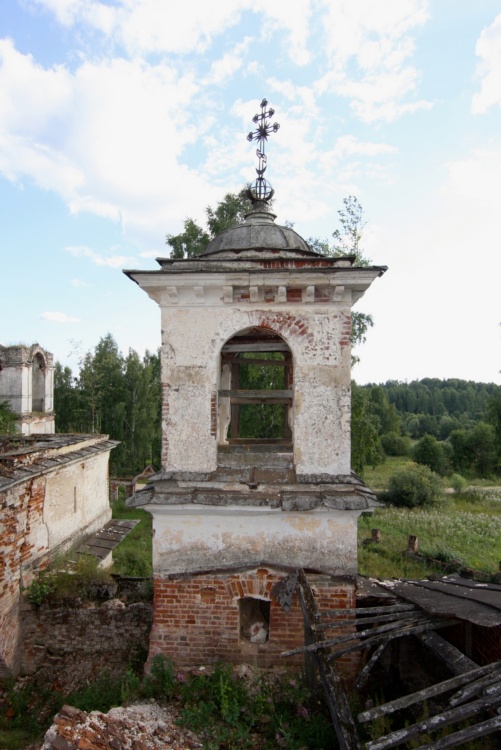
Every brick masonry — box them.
[0,477,48,679]
[21,599,153,675]
[445,622,501,665]
[0,445,113,679]
[148,567,360,683]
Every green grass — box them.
[111,497,153,577]
[0,728,40,750]
[359,456,501,578]
[362,455,501,491]
[358,494,501,578]
[361,456,415,490]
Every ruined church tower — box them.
[125,100,386,673]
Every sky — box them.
[0,0,500,386]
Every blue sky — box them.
[1,0,500,385]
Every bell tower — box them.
[124,99,386,672]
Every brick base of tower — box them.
[148,567,360,683]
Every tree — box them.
[123,349,161,470]
[54,362,80,432]
[166,189,253,259]
[54,335,162,476]
[386,465,443,508]
[368,385,400,435]
[351,382,383,474]
[450,422,498,477]
[0,400,17,434]
[488,395,501,460]
[309,196,373,354]
[412,433,450,476]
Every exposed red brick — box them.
[148,570,359,681]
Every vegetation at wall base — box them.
[23,554,116,606]
[1,657,337,750]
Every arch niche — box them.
[218,327,293,447]
[32,351,46,412]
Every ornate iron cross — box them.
[247,98,280,202]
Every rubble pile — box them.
[41,703,204,750]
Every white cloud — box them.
[442,146,501,212]
[65,245,136,268]
[70,278,91,287]
[472,13,501,114]
[328,135,397,161]
[252,0,312,66]
[40,311,81,323]
[204,40,250,85]
[317,0,431,122]
[0,40,214,242]
[33,0,312,60]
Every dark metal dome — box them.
[200,202,320,258]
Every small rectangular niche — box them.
[239,597,270,644]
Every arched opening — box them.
[32,352,46,412]
[218,328,293,446]
[239,597,270,643]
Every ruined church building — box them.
[125,100,386,675]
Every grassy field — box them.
[359,457,501,579]
[108,462,501,581]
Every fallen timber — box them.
[295,570,362,750]
[279,570,501,749]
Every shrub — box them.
[141,655,176,700]
[24,570,57,606]
[450,473,467,493]
[412,434,451,476]
[381,432,411,457]
[386,465,443,508]
[430,547,467,572]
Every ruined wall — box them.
[21,599,152,675]
[0,345,54,434]
[0,476,47,679]
[0,451,112,678]
[149,567,360,682]
[43,452,111,552]
[445,622,501,666]
[160,304,352,478]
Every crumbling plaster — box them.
[160,304,353,477]
[0,344,54,434]
[150,504,359,577]
[0,436,115,678]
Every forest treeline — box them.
[380,378,500,439]
[50,333,501,479]
[54,334,162,476]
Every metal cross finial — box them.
[246,98,280,203]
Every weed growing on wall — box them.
[23,554,116,606]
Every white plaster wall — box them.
[43,452,111,550]
[44,367,54,412]
[150,505,359,576]
[160,304,352,476]
[0,366,31,414]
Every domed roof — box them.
[200,201,321,259]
